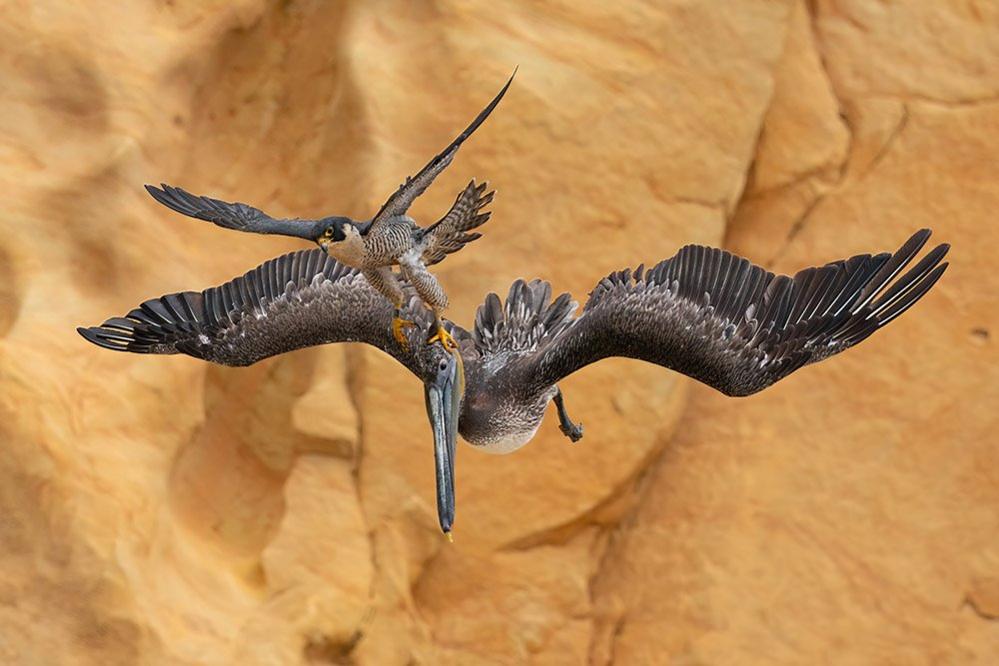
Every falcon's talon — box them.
[392,316,415,351]
[428,325,458,351]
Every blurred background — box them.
[1,1,996,663]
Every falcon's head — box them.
[314,217,358,252]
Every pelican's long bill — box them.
[423,347,465,536]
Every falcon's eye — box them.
[323,227,334,239]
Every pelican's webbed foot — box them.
[392,310,416,352]
[428,319,458,351]
[553,388,584,443]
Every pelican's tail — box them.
[472,279,577,354]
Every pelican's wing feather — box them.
[78,249,431,375]
[523,230,948,396]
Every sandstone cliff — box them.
[1,1,996,663]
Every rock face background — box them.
[1,1,996,663]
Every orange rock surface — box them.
[1,1,996,663]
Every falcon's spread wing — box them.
[522,229,949,397]
[78,249,432,375]
[421,180,494,266]
[368,70,514,232]
[145,184,321,241]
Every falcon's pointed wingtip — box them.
[471,67,518,129]
[498,66,518,96]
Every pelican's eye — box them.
[439,359,449,371]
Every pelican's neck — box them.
[458,360,554,454]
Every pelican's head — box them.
[420,341,465,538]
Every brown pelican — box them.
[78,229,949,536]
[144,70,515,353]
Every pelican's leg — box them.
[553,387,584,443]
[399,258,456,350]
[365,267,414,351]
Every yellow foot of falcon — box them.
[392,316,416,351]
[428,325,458,351]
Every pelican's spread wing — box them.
[421,180,494,266]
[527,229,949,397]
[145,184,320,241]
[368,70,514,231]
[78,249,429,373]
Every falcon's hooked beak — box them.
[423,346,465,538]
[316,227,334,252]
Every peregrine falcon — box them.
[79,229,949,536]
[144,71,516,352]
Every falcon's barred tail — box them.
[422,180,495,266]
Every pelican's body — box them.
[144,72,515,350]
[79,230,949,534]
